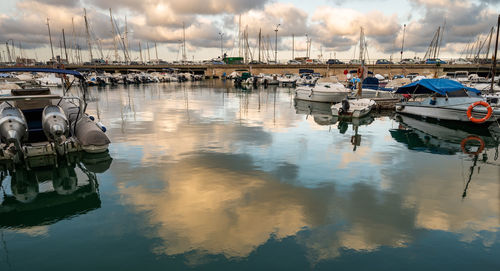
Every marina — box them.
[0,77,499,270]
[1,0,500,269]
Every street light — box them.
[218,32,224,59]
[305,34,309,58]
[274,24,280,64]
[400,24,406,62]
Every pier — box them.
[1,63,494,78]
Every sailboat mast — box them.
[109,8,119,62]
[84,8,93,62]
[146,42,150,62]
[47,18,55,60]
[238,15,242,57]
[490,15,499,93]
[62,29,68,62]
[139,41,143,63]
[485,27,494,60]
[182,22,187,62]
[292,33,294,60]
[71,17,76,64]
[155,42,158,61]
[258,28,261,63]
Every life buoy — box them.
[460,136,485,155]
[466,101,492,124]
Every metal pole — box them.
[274,24,280,63]
[62,29,68,62]
[490,15,499,93]
[47,18,55,60]
[400,24,406,62]
[219,32,223,58]
[292,33,294,60]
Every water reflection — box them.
[3,82,494,269]
[0,152,112,228]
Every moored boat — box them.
[0,68,110,163]
[395,79,500,124]
[331,98,376,118]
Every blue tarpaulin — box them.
[0,68,84,79]
[395,78,481,95]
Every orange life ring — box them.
[460,136,485,155]
[466,101,492,124]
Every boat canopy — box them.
[0,68,84,79]
[395,78,480,95]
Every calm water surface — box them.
[0,81,499,270]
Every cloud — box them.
[0,0,498,60]
[399,0,498,54]
[310,7,400,52]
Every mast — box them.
[139,41,143,63]
[47,18,55,60]
[485,27,494,60]
[292,33,294,60]
[437,20,446,58]
[147,41,151,62]
[359,27,364,63]
[258,28,261,62]
[490,15,499,93]
[110,8,119,62]
[71,17,76,64]
[182,22,187,62]
[155,42,158,61]
[59,40,63,62]
[62,29,68,62]
[5,42,11,63]
[84,8,93,62]
[238,15,242,57]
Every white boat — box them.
[331,98,376,118]
[395,79,500,123]
[278,74,298,86]
[295,77,351,103]
[296,73,318,86]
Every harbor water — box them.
[0,80,499,270]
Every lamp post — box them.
[218,32,224,59]
[400,24,406,62]
[305,34,309,58]
[274,24,280,63]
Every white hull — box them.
[331,99,375,118]
[396,97,500,123]
[295,89,349,103]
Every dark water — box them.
[0,81,499,270]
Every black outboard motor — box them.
[339,99,350,115]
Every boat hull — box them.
[295,88,349,103]
[395,103,500,123]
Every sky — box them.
[0,0,499,62]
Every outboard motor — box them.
[0,106,28,151]
[42,105,69,144]
[339,99,350,115]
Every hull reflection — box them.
[0,152,112,228]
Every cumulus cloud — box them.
[0,0,498,60]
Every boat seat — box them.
[12,88,53,110]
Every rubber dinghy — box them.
[0,68,110,163]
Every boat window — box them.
[325,85,330,88]
[446,89,468,97]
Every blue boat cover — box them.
[395,78,481,95]
[362,77,379,90]
[0,68,84,79]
